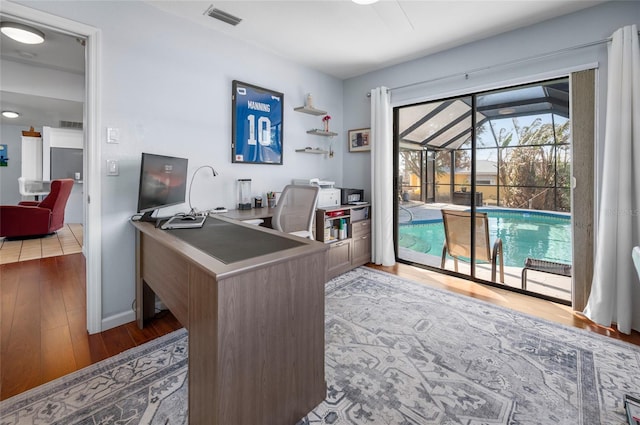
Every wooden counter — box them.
[132,215,328,424]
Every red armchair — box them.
[0,179,74,239]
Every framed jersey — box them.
[232,80,284,165]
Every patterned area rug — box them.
[2,267,639,424]
[0,329,189,425]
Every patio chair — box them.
[440,209,504,283]
[521,258,571,290]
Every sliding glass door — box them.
[395,78,573,303]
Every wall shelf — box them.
[295,148,329,154]
[307,129,338,137]
[293,106,327,116]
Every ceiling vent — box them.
[60,120,83,129]
[204,5,242,26]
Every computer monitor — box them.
[137,152,188,222]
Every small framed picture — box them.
[348,128,371,152]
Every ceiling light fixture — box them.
[352,0,379,4]
[2,111,20,119]
[498,108,516,115]
[1,21,45,44]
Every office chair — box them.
[272,184,320,239]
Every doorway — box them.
[1,2,102,333]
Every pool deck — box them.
[398,201,572,302]
[399,201,458,223]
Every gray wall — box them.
[341,0,639,327]
[342,1,640,201]
[10,0,639,329]
[17,0,345,325]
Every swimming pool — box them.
[398,209,572,267]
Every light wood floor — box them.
[1,256,638,402]
[0,224,83,265]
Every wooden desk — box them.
[132,215,327,424]
[221,207,275,227]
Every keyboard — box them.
[161,215,206,230]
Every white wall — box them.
[342,1,640,202]
[1,60,84,102]
[15,0,344,327]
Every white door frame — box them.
[2,1,103,334]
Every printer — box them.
[292,178,341,208]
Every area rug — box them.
[0,329,189,425]
[2,267,639,424]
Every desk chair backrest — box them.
[441,209,492,262]
[272,184,320,239]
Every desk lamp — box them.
[188,165,218,216]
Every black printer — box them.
[340,188,365,205]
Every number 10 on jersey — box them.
[232,80,284,165]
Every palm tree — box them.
[497,117,570,211]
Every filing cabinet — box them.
[351,219,371,266]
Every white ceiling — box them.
[0,21,85,128]
[148,0,608,79]
[1,0,607,128]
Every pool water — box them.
[399,209,572,267]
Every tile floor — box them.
[0,224,83,264]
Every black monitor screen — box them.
[137,153,188,214]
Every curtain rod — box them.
[367,30,640,97]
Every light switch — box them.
[106,159,119,176]
[107,127,120,144]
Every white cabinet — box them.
[21,136,43,181]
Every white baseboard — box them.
[101,310,136,331]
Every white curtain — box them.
[370,87,395,266]
[584,25,640,335]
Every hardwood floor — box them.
[1,256,638,402]
[0,253,181,400]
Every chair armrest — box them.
[18,201,40,207]
[0,206,52,238]
[491,238,504,283]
